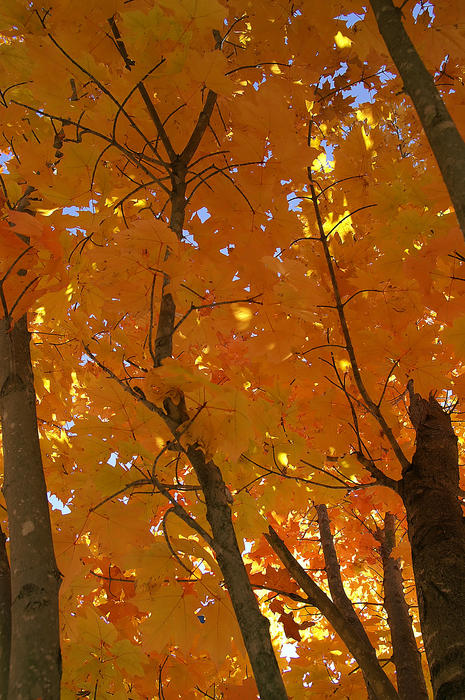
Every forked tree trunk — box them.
[0,315,61,699]
[369,0,465,241]
[399,385,465,699]
[376,512,429,700]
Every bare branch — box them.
[89,478,152,512]
[307,166,410,473]
[83,343,170,423]
[180,90,217,165]
[173,294,262,334]
[152,473,214,548]
[355,452,399,491]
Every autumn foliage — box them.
[1,0,465,698]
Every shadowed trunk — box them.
[376,512,429,700]
[266,525,399,700]
[188,446,288,700]
[0,315,61,699]
[0,525,11,698]
[398,384,465,699]
[369,0,465,241]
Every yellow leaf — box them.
[334,31,352,49]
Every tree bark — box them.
[187,447,287,699]
[0,525,11,698]
[398,385,465,699]
[376,512,429,700]
[316,504,379,699]
[0,315,61,699]
[266,525,399,700]
[369,0,465,241]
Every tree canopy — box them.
[1,0,465,698]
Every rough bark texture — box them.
[266,526,399,700]
[399,386,465,699]
[0,526,11,698]
[188,447,288,700]
[0,315,61,699]
[376,513,429,700]
[369,0,465,241]
[317,505,378,699]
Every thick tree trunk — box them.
[0,315,61,699]
[0,525,11,698]
[369,0,465,241]
[266,526,399,700]
[398,385,465,699]
[377,513,429,700]
[188,447,288,700]
[317,504,378,699]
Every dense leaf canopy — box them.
[1,0,465,697]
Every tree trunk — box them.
[0,315,61,699]
[187,447,288,700]
[0,525,11,698]
[317,504,379,699]
[376,513,429,700]
[266,526,399,700]
[106,23,287,692]
[368,0,465,241]
[398,385,465,699]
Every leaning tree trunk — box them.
[266,526,399,700]
[369,0,465,241]
[0,315,61,699]
[316,505,378,699]
[187,447,288,700]
[376,512,429,700]
[398,383,465,699]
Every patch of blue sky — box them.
[287,192,302,212]
[344,82,376,107]
[317,61,348,92]
[242,538,253,555]
[336,11,366,28]
[379,68,397,84]
[281,642,299,660]
[48,492,71,514]
[107,452,137,471]
[183,229,198,247]
[413,1,434,22]
[195,206,211,223]
[63,205,80,216]
[0,152,12,172]
[184,206,211,247]
[79,351,91,366]
[63,199,97,217]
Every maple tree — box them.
[1,0,465,698]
